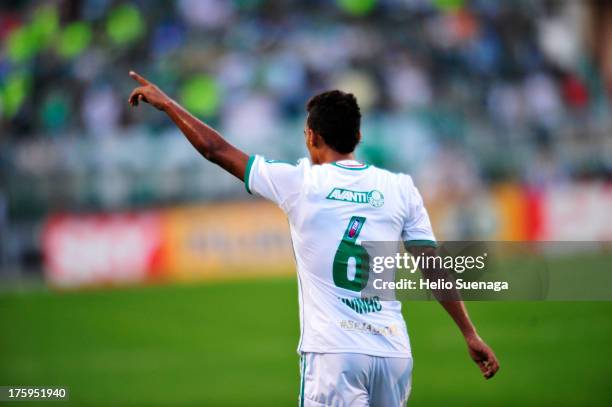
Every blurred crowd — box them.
[1,0,612,218]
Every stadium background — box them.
[1,0,611,405]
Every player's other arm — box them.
[127,71,248,180]
[408,245,500,380]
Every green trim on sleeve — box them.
[404,240,438,248]
[244,155,256,194]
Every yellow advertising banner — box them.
[160,201,295,281]
[490,184,529,240]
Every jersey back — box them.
[245,156,436,357]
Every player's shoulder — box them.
[247,155,309,190]
[255,155,308,166]
[252,155,311,174]
[368,164,416,187]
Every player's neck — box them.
[315,150,356,165]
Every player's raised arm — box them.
[127,70,249,181]
[407,245,500,380]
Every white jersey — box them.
[244,156,436,358]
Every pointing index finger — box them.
[129,70,149,86]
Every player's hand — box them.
[128,71,170,111]
[465,334,499,379]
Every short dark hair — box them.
[306,90,361,154]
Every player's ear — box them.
[356,131,361,144]
[306,129,318,148]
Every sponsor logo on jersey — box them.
[326,188,385,208]
[348,219,361,238]
[339,296,383,314]
[339,319,400,337]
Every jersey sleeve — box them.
[401,176,437,247]
[243,155,307,212]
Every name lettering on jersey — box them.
[326,188,385,208]
[339,296,383,314]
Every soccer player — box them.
[128,71,499,406]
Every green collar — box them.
[330,161,370,170]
